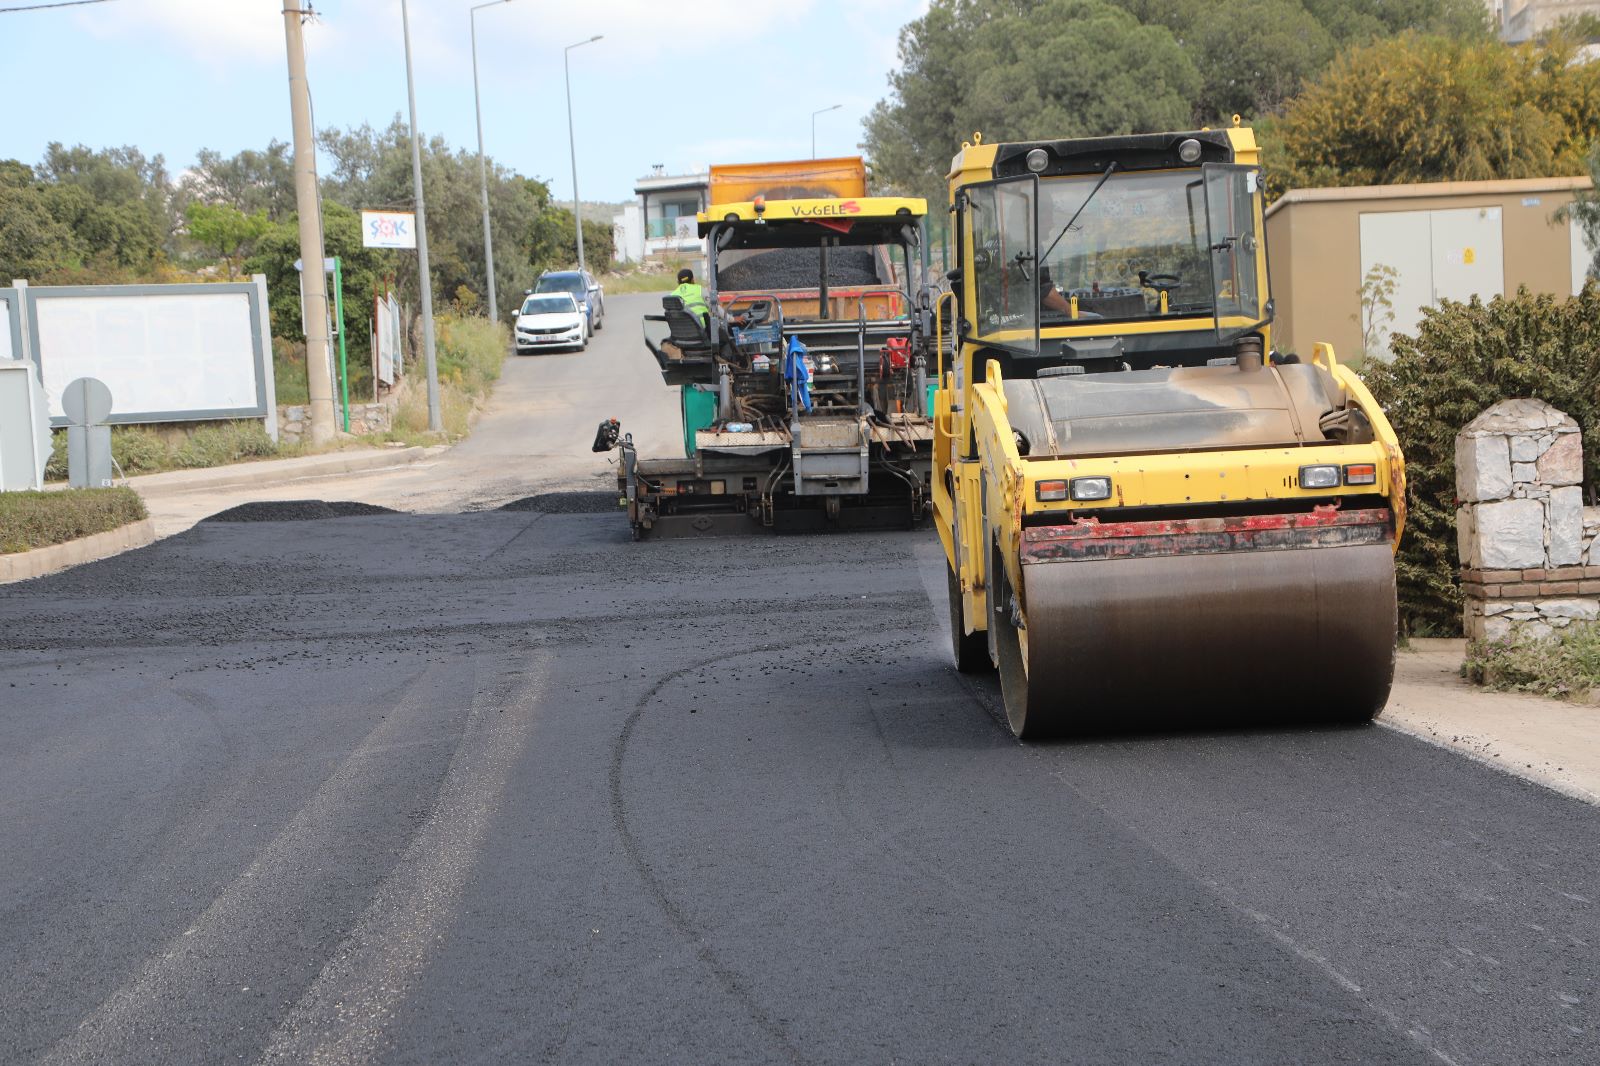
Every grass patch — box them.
[45,422,284,481]
[388,313,507,441]
[1465,623,1600,701]
[1,488,147,554]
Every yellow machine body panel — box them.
[933,126,1405,737]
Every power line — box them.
[0,0,115,11]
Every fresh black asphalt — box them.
[1,497,1596,1064]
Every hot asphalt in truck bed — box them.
[2,501,1597,1064]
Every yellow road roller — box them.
[932,124,1406,737]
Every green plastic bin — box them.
[681,384,717,456]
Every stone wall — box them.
[277,402,393,444]
[1457,398,1600,641]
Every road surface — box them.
[2,294,1597,1064]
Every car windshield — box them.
[1038,169,1253,324]
[521,295,575,315]
[536,275,585,297]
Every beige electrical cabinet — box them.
[1264,176,1591,362]
[1359,205,1505,351]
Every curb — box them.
[126,446,435,495]
[0,517,157,585]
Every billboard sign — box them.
[21,280,272,428]
[362,210,418,249]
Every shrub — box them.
[111,427,170,474]
[173,421,277,469]
[1364,285,1600,634]
[1465,623,1600,701]
[45,431,68,481]
[0,487,147,554]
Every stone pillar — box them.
[1457,399,1599,640]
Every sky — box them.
[3,0,931,203]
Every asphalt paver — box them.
[2,500,1596,1064]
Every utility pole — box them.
[471,0,516,324]
[401,0,442,433]
[564,35,602,273]
[281,0,336,444]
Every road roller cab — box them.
[933,123,1406,737]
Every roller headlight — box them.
[1299,464,1341,490]
[1070,476,1113,501]
[1178,138,1203,163]
[1025,148,1049,173]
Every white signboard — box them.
[375,293,400,386]
[362,210,418,249]
[33,292,260,420]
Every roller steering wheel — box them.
[1138,270,1182,293]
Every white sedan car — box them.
[514,292,587,354]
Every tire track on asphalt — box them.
[256,651,548,1065]
[607,640,813,1066]
[40,663,466,1066]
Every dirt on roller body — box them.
[715,247,881,292]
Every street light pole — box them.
[471,0,515,324]
[401,0,441,433]
[564,34,602,273]
[811,103,842,159]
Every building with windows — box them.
[612,166,708,269]
[1493,0,1600,41]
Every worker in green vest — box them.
[670,268,712,329]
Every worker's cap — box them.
[677,268,694,283]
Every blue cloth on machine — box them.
[783,335,812,412]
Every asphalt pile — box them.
[716,247,880,291]
[204,501,400,522]
[499,491,621,514]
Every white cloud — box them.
[70,0,315,70]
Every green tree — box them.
[35,143,176,268]
[1264,32,1600,196]
[317,117,552,318]
[184,202,270,279]
[863,0,1199,202]
[0,163,81,281]
[1299,0,1487,42]
[1555,143,1600,282]
[1181,0,1334,122]
[185,141,296,221]
[246,201,395,391]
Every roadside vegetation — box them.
[0,488,147,554]
[1364,285,1600,635]
[1466,625,1600,702]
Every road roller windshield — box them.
[968,164,1269,351]
[1041,165,1265,330]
